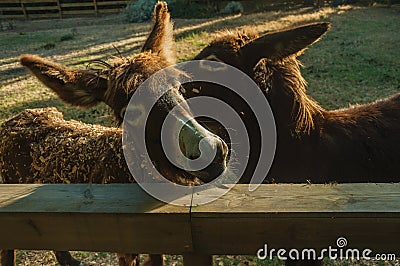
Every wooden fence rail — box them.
[0,183,399,265]
[0,0,129,20]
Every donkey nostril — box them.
[188,154,199,160]
[220,139,229,158]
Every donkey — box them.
[188,22,400,266]
[193,22,400,184]
[0,107,169,266]
[2,2,228,266]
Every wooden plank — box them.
[192,184,400,214]
[60,2,94,7]
[0,7,23,11]
[0,184,193,254]
[191,217,400,255]
[96,1,128,5]
[98,8,123,13]
[61,9,95,15]
[27,12,60,18]
[25,6,59,11]
[0,14,25,19]
[0,0,21,3]
[21,0,58,3]
[191,184,400,255]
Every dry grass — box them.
[1,3,399,266]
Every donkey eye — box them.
[124,104,146,127]
[199,56,228,72]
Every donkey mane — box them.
[256,57,323,133]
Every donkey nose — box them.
[206,136,229,177]
[178,120,228,182]
[190,135,229,182]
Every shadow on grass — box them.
[1,5,344,83]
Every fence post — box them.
[19,0,27,19]
[183,253,212,265]
[93,0,98,16]
[56,0,62,18]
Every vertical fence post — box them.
[183,254,212,266]
[93,0,98,16]
[56,0,62,18]
[20,0,27,19]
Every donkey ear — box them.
[239,22,330,68]
[141,1,176,65]
[20,54,108,108]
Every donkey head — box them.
[19,2,177,124]
[19,2,228,184]
[195,23,330,76]
[195,23,330,134]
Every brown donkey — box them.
[0,107,165,266]
[194,22,400,184]
[188,22,399,266]
[1,2,228,266]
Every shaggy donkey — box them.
[188,22,400,266]
[1,2,227,266]
[194,22,400,184]
[0,107,162,266]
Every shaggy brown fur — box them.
[5,2,228,266]
[194,22,400,183]
[0,105,183,265]
[0,108,133,184]
[0,107,143,266]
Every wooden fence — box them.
[0,0,332,21]
[0,0,129,20]
[0,183,399,265]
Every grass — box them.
[0,4,399,266]
[300,6,400,109]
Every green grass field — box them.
[0,3,399,266]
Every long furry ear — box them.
[239,22,330,68]
[20,54,108,108]
[141,1,176,65]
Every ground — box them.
[0,3,399,266]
